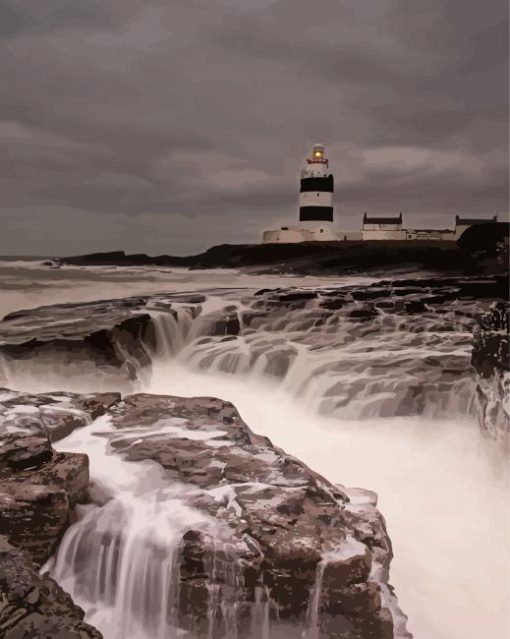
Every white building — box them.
[405,228,455,241]
[262,225,337,243]
[361,213,406,240]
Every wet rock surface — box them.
[0,276,507,635]
[0,430,90,565]
[0,387,411,638]
[0,389,122,565]
[0,419,98,636]
[0,388,121,441]
[0,298,156,388]
[0,534,102,639]
[0,383,413,638]
[471,303,510,441]
[97,392,410,638]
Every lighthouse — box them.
[299,143,334,224]
[261,143,339,243]
[261,142,499,244]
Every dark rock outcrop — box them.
[0,404,100,637]
[97,392,410,638]
[471,303,509,440]
[0,431,89,565]
[0,298,156,389]
[0,535,101,639]
[0,294,210,390]
[0,389,120,565]
[457,222,510,274]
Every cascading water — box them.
[302,560,327,639]
[145,288,480,422]
[49,415,257,639]
[140,293,509,639]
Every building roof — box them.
[455,215,498,226]
[363,212,403,224]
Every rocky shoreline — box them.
[0,273,508,638]
[1,389,410,638]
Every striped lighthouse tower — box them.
[299,143,334,224]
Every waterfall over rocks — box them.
[41,395,409,639]
[2,277,504,420]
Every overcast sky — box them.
[1,0,508,255]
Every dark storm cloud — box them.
[0,0,507,255]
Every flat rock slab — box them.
[0,392,100,637]
[0,389,121,441]
[104,392,409,638]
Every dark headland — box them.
[54,222,509,276]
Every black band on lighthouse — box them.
[300,175,334,193]
[299,206,334,222]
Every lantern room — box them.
[307,143,328,165]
